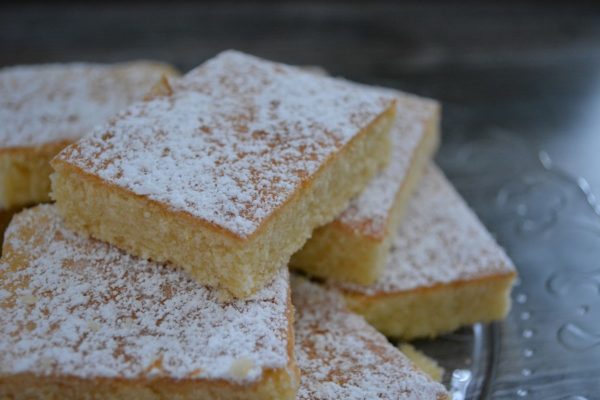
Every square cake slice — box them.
[51,50,397,298]
[0,61,178,210]
[0,205,299,400]
[292,276,449,400]
[336,164,516,340]
[291,91,439,285]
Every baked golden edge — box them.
[0,272,299,400]
[50,103,397,299]
[342,271,516,340]
[289,103,440,285]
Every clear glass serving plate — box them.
[410,130,600,399]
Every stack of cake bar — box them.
[0,51,516,399]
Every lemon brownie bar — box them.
[337,165,516,340]
[293,276,448,399]
[291,91,439,285]
[51,50,397,298]
[0,61,178,211]
[0,205,299,400]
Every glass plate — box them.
[414,129,600,399]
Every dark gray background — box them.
[3,2,600,198]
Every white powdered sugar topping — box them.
[55,50,394,237]
[338,93,438,238]
[0,205,291,382]
[0,62,173,148]
[339,165,515,295]
[293,276,447,400]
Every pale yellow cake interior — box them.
[51,106,396,299]
[344,273,516,340]
[0,141,70,210]
[290,109,439,285]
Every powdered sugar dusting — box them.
[338,93,438,238]
[293,276,448,399]
[55,50,395,237]
[0,62,174,148]
[0,205,291,382]
[339,165,515,295]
